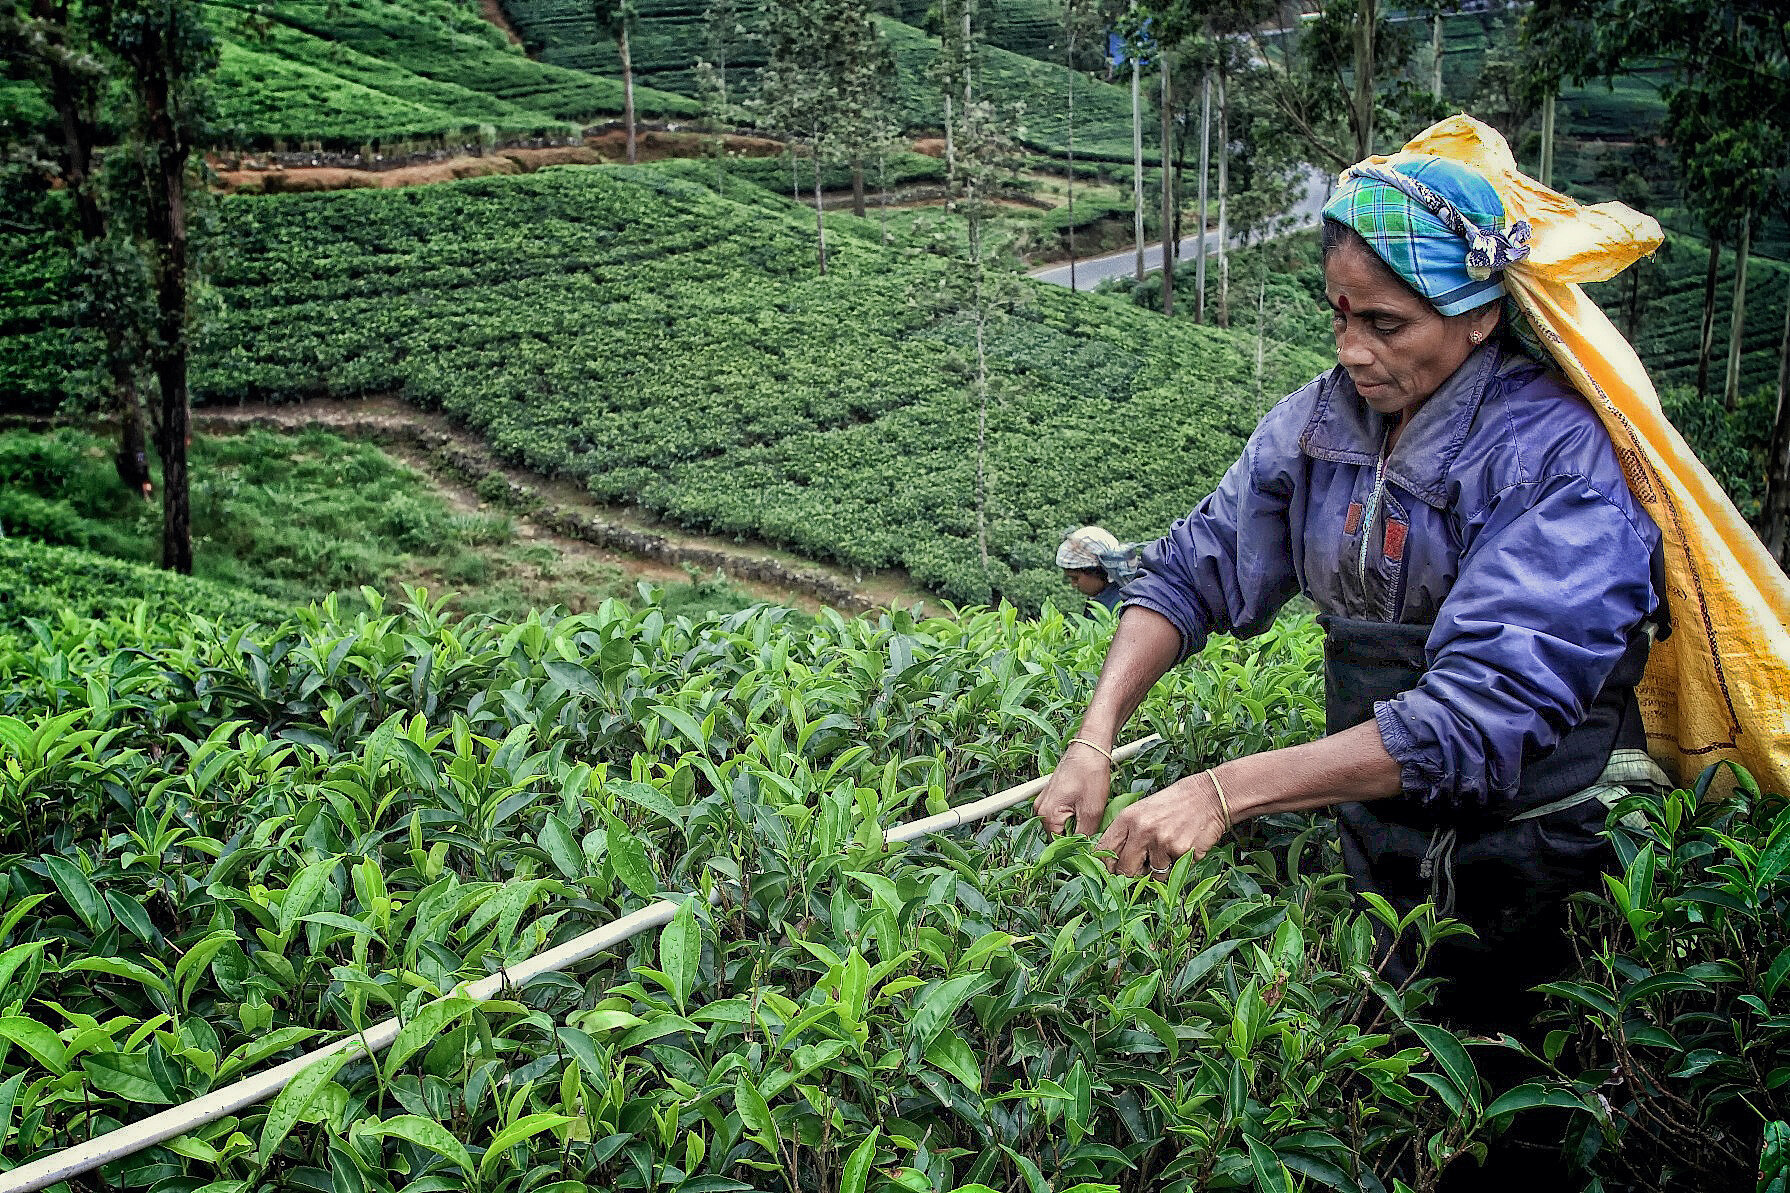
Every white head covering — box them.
[1056,526,1139,584]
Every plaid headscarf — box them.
[1056,526,1140,585]
[1322,155,1533,317]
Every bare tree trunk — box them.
[1724,209,1752,411]
[1431,10,1444,97]
[1539,92,1555,188]
[1160,54,1174,316]
[975,308,990,574]
[1254,265,1268,411]
[137,24,192,574]
[851,159,866,218]
[944,95,955,191]
[1217,65,1230,329]
[970,203,990,574]
[812,149,828,275]
[1765,282,1790,567]
[879,151,890,245]
[962,1,973,111]
[1352,0,1377,161]
[1778,273,1790,420]
[1697,231,1723,398]
[1132,61,1144,281]
[1196,69,1210,324]
[620,24,636,164]
[1066,19,1077,289]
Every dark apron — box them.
[1321,613,1653,1033]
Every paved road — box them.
[1030,165,1331,292]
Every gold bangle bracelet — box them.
[1066,737,1115,766]
[1206,768,1234,833]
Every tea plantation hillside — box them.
[496,0,1147,160]
[203,0,697,150]
[0,164,1322,610]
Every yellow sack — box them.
[1364,115,1790,795]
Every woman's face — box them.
[1064,568,1108,597]
[1323,241,1499,422]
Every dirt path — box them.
[479,0,523,45]
[193,397,939,616]
[213,135,786,195]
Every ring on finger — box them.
[1148,863,1171,878]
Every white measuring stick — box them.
[0,735,1164,1193]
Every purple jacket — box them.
[1124,344,1662,813]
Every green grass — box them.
[202,0,696,150]
[0,425,755,620]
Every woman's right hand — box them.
[1034,744,1113,835]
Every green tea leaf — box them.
[1484,1083,1589,1119]
[1412,1024,1479,1109]
[259,1046,356,1165]
[63,956,170,994]
[82,1052,174,1103]
[478,1112,574,1177]
[44,855,111,934]
[923,1029,981,1092]
[910,972,995,1047]
[386,995,476,1077]
[659,899,700,1015]
[734,1070,775,1139]
[539,814,583,880]
[0,1016,67,1075]
[358,1114,475,1173]
[840,1128,881,1193]
[278,856,340,936]
[602,810,656,899]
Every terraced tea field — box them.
[1,163,1316,610]
[205,0,696,150]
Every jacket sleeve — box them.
[1120,400,1305,662]
[1373,470,1659,811]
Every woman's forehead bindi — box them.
[1337,295,1352,314]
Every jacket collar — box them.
[1298,343,1505,509]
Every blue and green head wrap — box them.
[1321,155,1533,317]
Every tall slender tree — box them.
[926,0,1023,585]
[90,0,214,573]
[1059,0,1099,290]
[1769,273,1790,567]
[1159,45,1174,315]
[593,0,637,163]
[1241,0,1427,169]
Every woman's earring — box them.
[1471,331,1483,342]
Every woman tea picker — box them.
[1035,119,1752,1185]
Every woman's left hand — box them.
[1097,771,1230,878]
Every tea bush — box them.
[0,557,1532,1192]
[1505,768,1790,1192]
[0,538,288,627]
